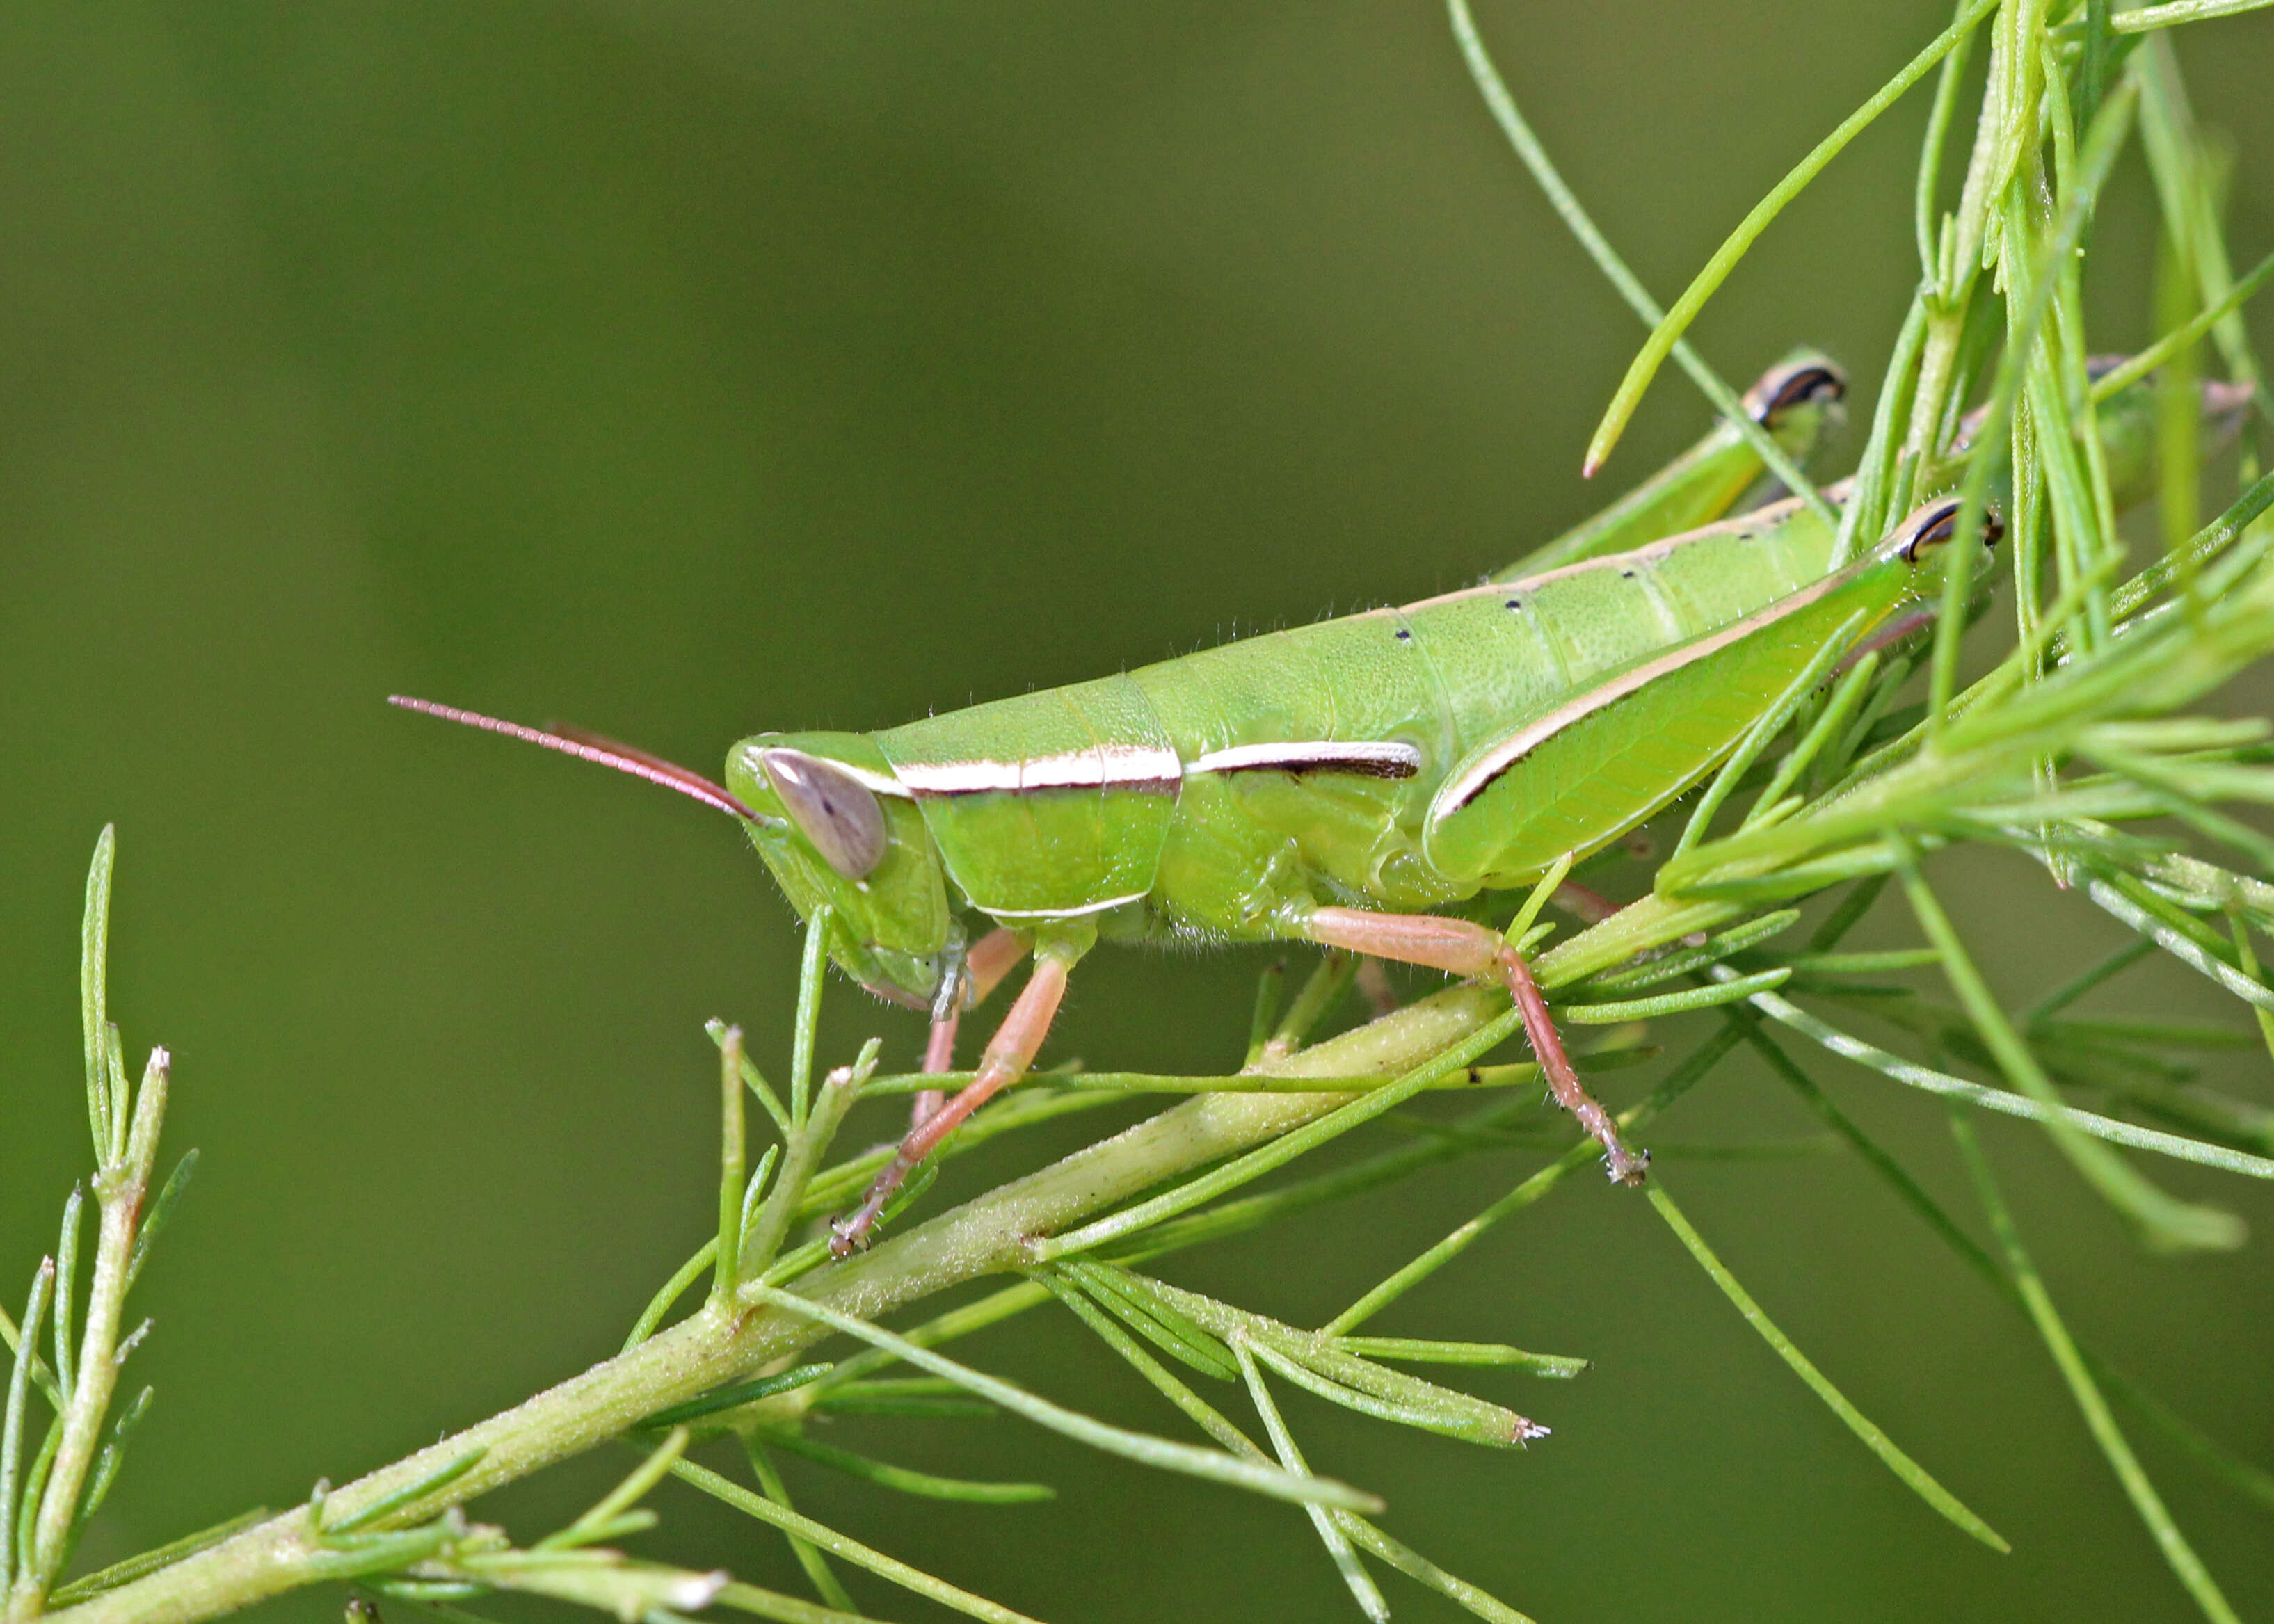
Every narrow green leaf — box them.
[621,1238,718,1355]
[81,827,116,1162]
[1562,968,1790,1023]
[789,905,833,1127]
[1587,911,1800,992]
[1244,961,1287,1069]
[326,1449,486,1536]
[1951,1114,2237,1621]
[1232,1341,1387,1624]
[1645,1180,2007,1551]
[2,1259,58,1596]
[1446,0,1834,518]
[46,1507,271,1606]
[753,1426,1052,1505]
[1032,1006,1526,1260]
[671,1456,1045,1624]
[2110,0,2274,30]
[742,1285,1381,1513]
[1331,1337,1587,1378]
[1584,0,1997,472]
[640,1365,835,1430]
[123,1150,198,1294]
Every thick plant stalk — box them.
[47,985,1516,1624]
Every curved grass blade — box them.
[752,1426,1052,1505]
[742,1284,1381,1513]
[1740,981,2274,1180]
[1949,1114,2237,1621]
[1644,1180,2007,1551]
[1585,0,1998,473]
[1447,0,1834,519]
[1233,1341,1388,1623]
[744,1439,858,1615]
[671,1456,1041,1624]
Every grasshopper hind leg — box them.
[1303,906,1648,1186]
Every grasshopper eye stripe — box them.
[760,748,890,881]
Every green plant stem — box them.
[45,982,1535,1624]
[8,1057,168,1622]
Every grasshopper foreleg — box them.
[911,928,1029,1131]
[1304,906,1648,1186]
[835,935,1071,1255]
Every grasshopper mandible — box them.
[394,353,2247,1253]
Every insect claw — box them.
[827,1214,876,1260]
[1604,1145,1651,1187]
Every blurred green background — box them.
[5,3,2273,1620]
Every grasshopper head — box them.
[726,732,955,1007]
[382,699,958,1009]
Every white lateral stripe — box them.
[894,744,1183,796]
[1190,741,1423,776]
[736,746,914,799]
[820,759,917,799]
[1441,569,1852,813]
[984,891,1148,919]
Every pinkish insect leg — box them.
[909,929,1029,1132]
[1303,906,1647,1186]
[837,940,1071,1255]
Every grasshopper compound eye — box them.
[1747,357,1847,426]
[760,748,890,881]
[1895,497,2005,564]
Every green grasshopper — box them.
[394,354,2245,1253]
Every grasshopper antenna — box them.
[387,695,764,822]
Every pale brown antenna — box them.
[387,696,764,823]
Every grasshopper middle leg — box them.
[1304,906,1648,1185]
[911,927,1029,1130]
